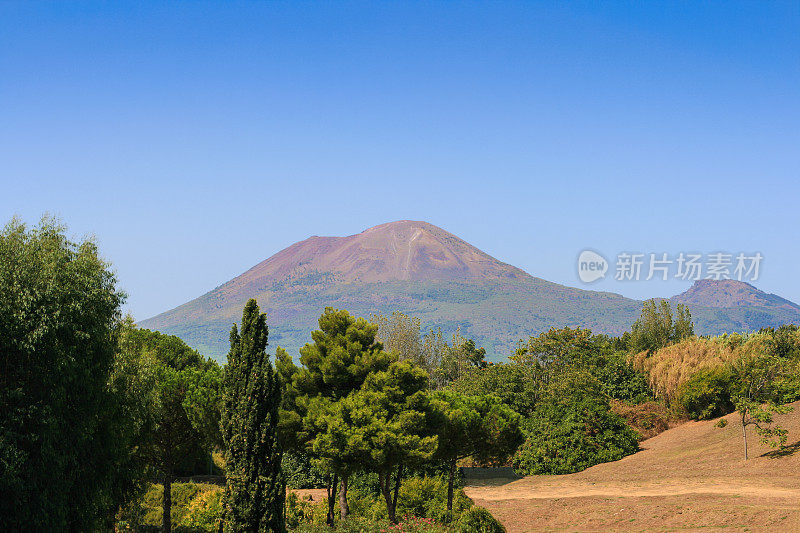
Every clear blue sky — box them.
[2,1,798,320]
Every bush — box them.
[287,475,489,530]
[455,506,506,533]
[513,370,639,475]
[677,366,735,420]
[397,476,471,523]
[286,492,323,529]
[715,418,728,428]
[610,400,673,441]
[283,451,328,489]
[631,337,738,402]
[595,352,654,404]
[295,515,448,532]
[117,482,223,532]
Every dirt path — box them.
[465,404,800,532]
[467,479,800,501]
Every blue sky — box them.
[2,1,799,320]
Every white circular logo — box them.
[577,250,608,283]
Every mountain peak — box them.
[228,220,528,288]
[141,223,800,362]
[671,279,800,311]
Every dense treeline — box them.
[2,218,798,532]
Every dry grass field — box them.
[465,401,800,532]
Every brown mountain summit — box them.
[224,220,527,289]
[671,279,800,312]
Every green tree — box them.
[438,333,489,385]
[629,299,693,353]
[513,370,639,475]
[512,327,597,371]
[120,328,222,533]
[0,218,136,531]
[221,299,285,532]
[344,361,437,523]
[429,391,523,517]
[448,363,541,418]
[286,308,392,524]
[731,353,794,459]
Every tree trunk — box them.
[339,474,349,520]
[447,459,456,519]
[392,464,403,513]
[326,473,338,526]
[742,411,749,460]
[379,471,397,524]
[163,474,172,533]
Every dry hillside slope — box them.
[466,402,800,532]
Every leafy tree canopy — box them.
[0,217,131,531]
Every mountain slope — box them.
[670,279,800,335]
[672,279,800,312]
[140,221,800,361]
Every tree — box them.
[422,327,450,389]
[448,362,541,418]
[438,333,490,385]
[629,300,693,353]
[120,328,222,533]
[372,311,425,368]
[513,369,639,475]
[305,395,370,520]
[0,217,137,531]
[512,327,597,374]
[430,391,523,517]
[344,361,437,523]
[286,308,392,524]
[731,353,794,460]
[221,299,285,533]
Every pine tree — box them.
[221,299,286,533]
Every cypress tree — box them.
[221,299,286,532]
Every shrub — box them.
[286,492,322,529]
[295,515,448,532]
[677,366,735,420]
[287,475,486,530]
[513,370,639,475]
[455,506,506,533]
[397,476,471,523]
[595,352,654,404]
[182,487,223,531]
[610,400,673,441]
[116,482,223,532]
[283,451,328,489]
[715,418,728,428]
[631,337,738,402]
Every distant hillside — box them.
[672,279,800,311]
[140,221,800,362]
[670,279,800,335]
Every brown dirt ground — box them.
[465,402,800,532]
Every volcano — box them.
[140,221,800,361]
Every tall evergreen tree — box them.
[221,299,285,533]
[283,307,392,525]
